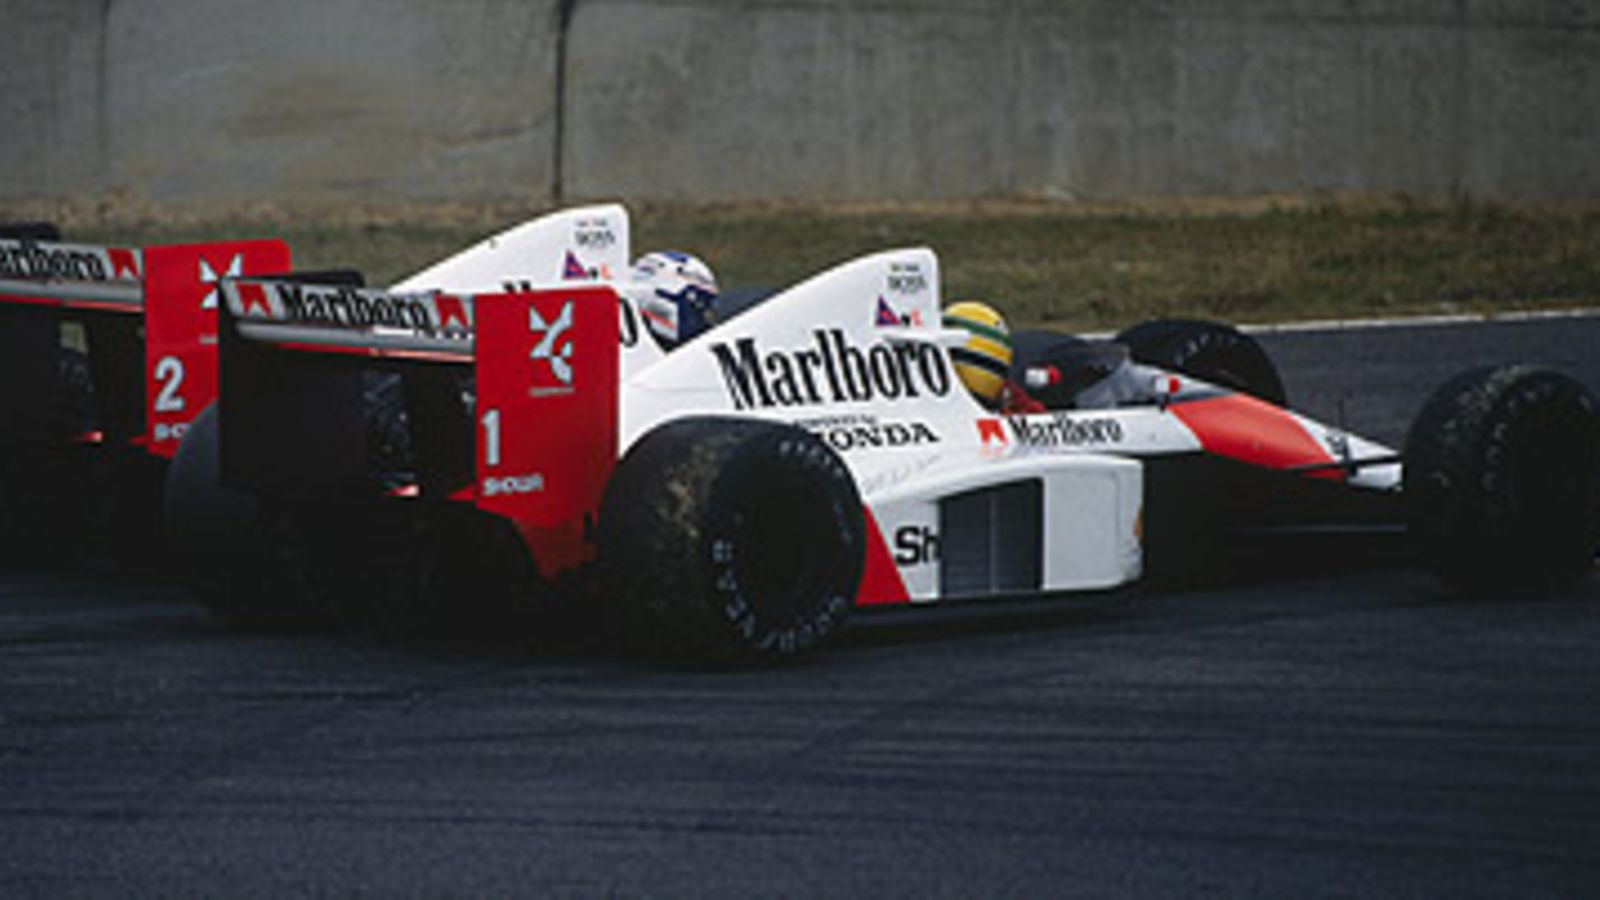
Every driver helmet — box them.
[631,250,719,349]
[943,300,1013,407]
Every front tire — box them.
[598,418,865,662]
[1116,318,1287,405]
[1404,365,1600,595]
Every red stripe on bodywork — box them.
[1169,394,1340,479]
[855,507,911,606]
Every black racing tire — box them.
[597,417,866,662]
[165,404,342,629]
[1116,318,1287,406]
[1404,365,1600,596]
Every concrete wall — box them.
[2,0,1598,208]
[565,0,1600,202]
[1,0,560,205]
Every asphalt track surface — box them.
[3,315,1598,896]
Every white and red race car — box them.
[0,223,292,562]
[165,204,1599,660]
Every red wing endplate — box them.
[474,288,620,577]
[141,242,291,457]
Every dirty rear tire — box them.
[598,418,865,663]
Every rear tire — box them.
[165,404,340,629]
[1116,318,1287,405]
[598,418,865,662]
[1404,365,1600,595]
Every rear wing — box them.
[0,233,291,456]
[226,279,475,360]
[217,277,620,576]
[0,236,145,312]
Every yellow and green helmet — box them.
[943,300,1013,404]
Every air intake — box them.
[939,480,1042,597]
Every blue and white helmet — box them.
[631,250,719,350]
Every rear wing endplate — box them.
[0,235,291,455]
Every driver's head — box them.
[943,300,1013,406]
[631,251,719,350]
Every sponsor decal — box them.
[481,472,545,497]
[268,282,449,334]
[108,248,141,280]
[153,422,189,443]
[874,295,922,328]
[976,417,1008,448]
[886,260,928,296]
[235,282,274,316]
[893,525,939,566]
[799,414,941,453]
[510,284,639,350]
[434,294,471,330]
[1008,413,1124,447]
[528,300,576,394]
[197,253,243,310]
[710,329,951,410]
[573,217,618,251]
[0,239,126,282]
[561,251,612,281]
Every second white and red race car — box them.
[148,204,1600,660]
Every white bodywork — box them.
[620,245,1147,600]
[225,203,1401,606]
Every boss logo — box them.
[574,223,617,250]
[886,261,928,295]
